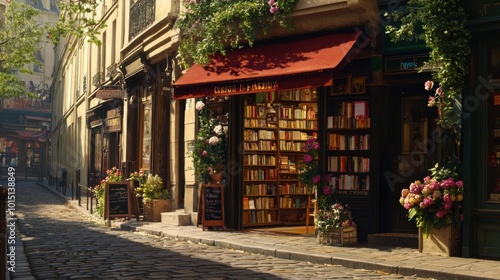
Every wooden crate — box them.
[318,226,357,246]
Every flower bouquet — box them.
[399,162,464,237]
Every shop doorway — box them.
[380,86,440,233]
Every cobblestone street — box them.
[11,181,431,279]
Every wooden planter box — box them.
[419,224,461,256]
[317,226,357,246]
[143,199,171,222]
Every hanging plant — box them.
[386,0,470,138]
[175,0,299,66]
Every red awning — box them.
[173,32,361,99]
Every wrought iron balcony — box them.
[92,72,103,87]
[129,0,156,41]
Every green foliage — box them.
[0,2,43,98]
[134,174,170,205]
[0,1,104,98]
[190,99,229,183]
[47,0,104,45]
[175,0,299,66]
[386,0,470,137]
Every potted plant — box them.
[315,195,357,246]
[399,160,463,256]
[134,174,170,222]
[190,99,229,184]
[93,166,122,217]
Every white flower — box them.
[213,125,223,134]
[208,136,219,145]
[195,101,205,111]
[223,126,229,134]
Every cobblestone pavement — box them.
[10,181,434,280]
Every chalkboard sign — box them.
[104,182,140,225]
[200,184,225,230]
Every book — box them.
[243,197,249,209]
[249,199,256,209]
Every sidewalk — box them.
[36,180,500,280]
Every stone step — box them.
[367,233,418,248]
[161,210,192,226]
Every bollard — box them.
[76,169,81,206]
[0,186,7,278]
[61,168,67,196]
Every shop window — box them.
[0,137,18,167]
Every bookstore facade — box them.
[174,31,385,240]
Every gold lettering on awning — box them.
[214,81,278,95]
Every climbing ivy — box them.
[175,0,299,66]
[386,0,470,138]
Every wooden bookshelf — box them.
[326,87,371,196]
[242,89,318,227]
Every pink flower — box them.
[456,180,463,188]
[409,182,422,194]
[436,210,447,219]
[269,6,279,13]
[423,176,432,184]
[443,201,452,210]
[311,141,320,150]
[435,87,443,97]
[423,197,434,207]
[428,182,439,192]
[323,185,331,195]
[428,96,436,107]
[312,175,321,184]
[202,150,208,157]
[303,154,313,163]
[424,80,434,91]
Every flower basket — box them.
[317,226,357,246]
